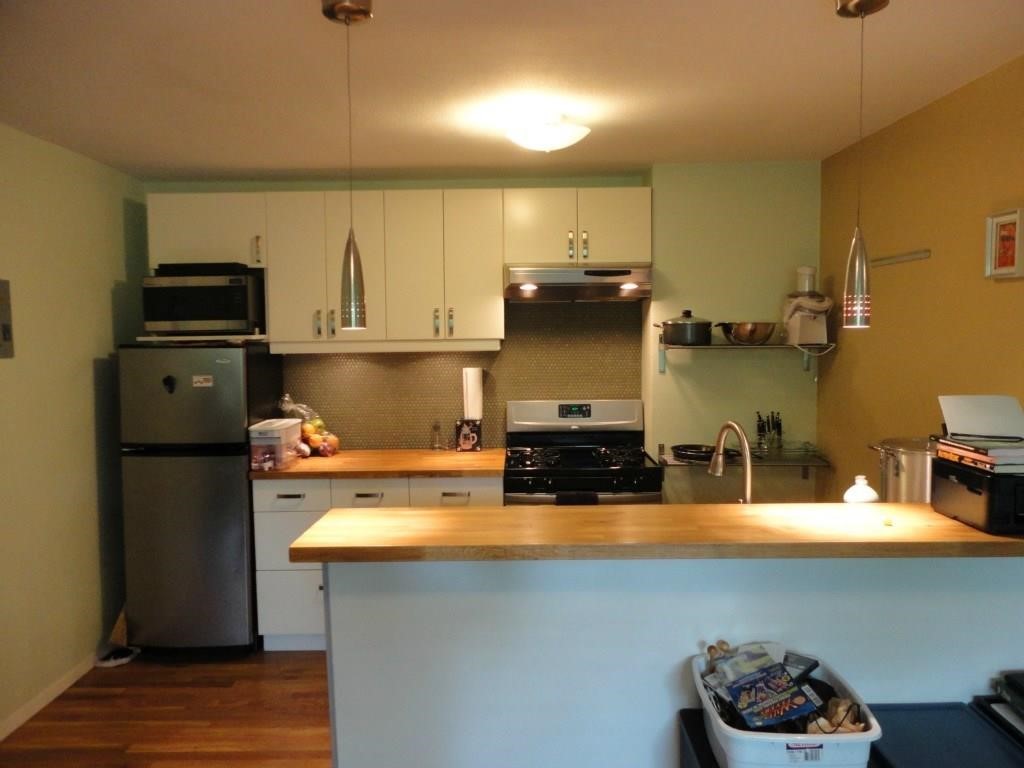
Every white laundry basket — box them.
[691,651,882,768]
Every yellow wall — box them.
[818,56,1024,499]
[0,124,145,735]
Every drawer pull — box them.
[441,491,470,498]
[276,493,306,500]
[354,492,383,499]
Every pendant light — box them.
[837,0,887,329]
[323,0,373,330]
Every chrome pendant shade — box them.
[842,225,871,327]
[838,0,885,329]
[323,0,371,330]
[341,227,366,329]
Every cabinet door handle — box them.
[252,235,263,265]
[314,309,323,338]
[433,308,441,337]
[581,230,589,259]
[568,230,575,260]
[447,307,454,337]
[353,491,384,507]
[328,309,336,337]
[276,493,306,500]
[317,584,324,592]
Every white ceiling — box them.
[2,0,1023,181]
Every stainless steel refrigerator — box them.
[118,342,281,648]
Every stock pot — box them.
[655,310,711,346]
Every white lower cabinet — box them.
[256,570,325,639]
[253,473,502,649]
[252,479,330,651]
[408,476,504,506]
[331,477,411,507]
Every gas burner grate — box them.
[593,446,646,468]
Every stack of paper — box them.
[936,395,1024,474]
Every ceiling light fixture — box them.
[837,0,887,329]
[506,116,591,153]
[323,0,373,330]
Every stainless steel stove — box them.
[503,399,664,505]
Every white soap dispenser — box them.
[843,475,880,503]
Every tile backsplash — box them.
[283,302,642,449]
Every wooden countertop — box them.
[289,502,1024,562]
[250,448,505,479]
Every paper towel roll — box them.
[462,367,483,420]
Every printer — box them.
[931,459,1024,535]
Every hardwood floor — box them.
[0,651,331,767]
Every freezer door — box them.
[122,453,254,647]
[119,346,247,445]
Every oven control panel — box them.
[558,403,591,419]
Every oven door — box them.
[504,491,663,505]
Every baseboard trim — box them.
[262,634,326,651]
[0,653,95,741]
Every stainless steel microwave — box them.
[142,268,264,336]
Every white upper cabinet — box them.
[384,190,446,340]
[384,189,504,342]
[503,187,651,265]
[577,187,652,265]
[442,189,504,341]
[147,192,267,268]
[265,190,385,343]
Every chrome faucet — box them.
[708,420,753,504]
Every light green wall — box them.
[0,123,145,734]
[643,162,822,485]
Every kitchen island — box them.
[291,503,1024,768]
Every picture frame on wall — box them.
[985,208,1023,278]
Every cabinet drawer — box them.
[408,476,503,506]
[254,510,324,571]
[331,477,410,507]
[256,570,325,636]
[252,479,331,512]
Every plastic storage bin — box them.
[692,651,882,768]
[248,418,301,471]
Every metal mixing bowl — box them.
[715,322,776,345]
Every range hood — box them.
[503,265,652,302]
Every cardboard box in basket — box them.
[249,418,302,471]
[692,650,881,768]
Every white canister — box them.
[843,475,880,503]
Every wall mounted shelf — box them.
[657,341,836,373]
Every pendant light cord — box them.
[856,12,865,226]
[346,19,354,224]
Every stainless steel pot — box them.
[655,309,712,346]
[870,437,935,502]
